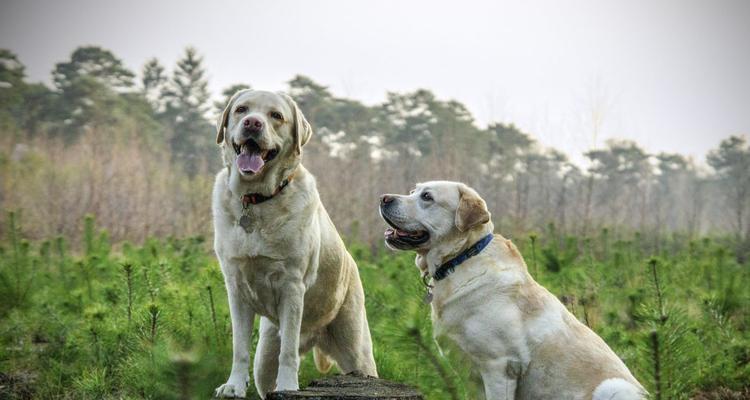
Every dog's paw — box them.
[275,381,299,392]
[214,380,247,398]
[275,367,299,392]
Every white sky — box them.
[2,0,749,166]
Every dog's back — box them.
[500,239,646,399]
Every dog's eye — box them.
[235,106,248,114]
[421,192,433,202]
[269,111,284,121]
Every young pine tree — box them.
[141,58,168,113]
[163,47,213,175]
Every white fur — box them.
[593,378,645,400]
[213,90,377,399]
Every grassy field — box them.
[1,212,748,399]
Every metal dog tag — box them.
[423,290,433,304]
[239,215,252,232]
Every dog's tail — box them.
[313,346,334,373]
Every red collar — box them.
[241,171,297,208]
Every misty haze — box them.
[0,1,748,399]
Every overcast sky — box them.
[2,0,749,165]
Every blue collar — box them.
[433,233,494,281]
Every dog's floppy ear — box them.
[280,92,312,154]
[455,184,491,232]
[215,89,250,145]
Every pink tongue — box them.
[237,152,265,173]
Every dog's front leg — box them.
[275,281,305,391]
[215,270,255,398]
[479,358,521,400]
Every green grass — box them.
[1,212,748,399]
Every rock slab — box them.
[266,373,424,400]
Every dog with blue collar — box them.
[379,181,645,400]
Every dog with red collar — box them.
[212,90,377,398]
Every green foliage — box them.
[141,58,168,112]
[160,47,214,175]
[0,210,35,315]
[53,46,135,91]
[1,215,748,399]
[2,44,748,255]
[0,49,58,136]
[0,49,26,132]
[633,258,698,400]
[707,136,750,248]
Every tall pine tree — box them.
[49,46,138,140]
[53,46,134,92]
[141,58,168,113]
[162,47,213,175]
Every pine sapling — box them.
[407,327,460,400]
[122,264,134,324]
[143,267,157,302]
[5,211,24,308]
[78,260,93,301]
[55,235,69,290]
[649,258,667,324]
[650,329,661,400]
[529,233,539,278]
[90,326,101,365]
[206,285,219,344]
[643,257,693,398]
[148,303,160,344]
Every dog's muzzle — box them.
[379,197,430,249]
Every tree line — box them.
[1,46,748,258]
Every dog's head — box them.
[216,89,312,180]
[379,181,491,252]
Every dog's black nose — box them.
[242,117,263,136]
[380,195,395,206]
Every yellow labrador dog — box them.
[213,90,377,398]
[379,181,645,400]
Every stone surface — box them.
[266,373,424,400]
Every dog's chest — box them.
[431,282,524,357]
[219,223,301,317]
[240,258,290,319]
[219,203,298,259]
[225,222,278,258]
[215,201,317,316]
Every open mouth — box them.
[382,214,430,248]
[233,138,279,175]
